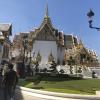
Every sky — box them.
[0,0,100,58]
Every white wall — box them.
[32,40,57,64]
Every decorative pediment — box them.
[80,47,89,55]
[36,24,56,41]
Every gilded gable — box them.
[36,24,55,41]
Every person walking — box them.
[2,63,18,100]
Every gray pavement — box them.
[15,86,100,100]
[15,92,47,100]
[0,87,79,100]
[15,90,81,100]
[0,87,46,100]
[1,86,100,100]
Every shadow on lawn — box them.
[32,87,44,89]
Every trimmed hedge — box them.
[34,73,83,81]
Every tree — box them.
[48,52,54,63]
[50,60,57,73]
[36,51,41,63]
[67,56,75,74]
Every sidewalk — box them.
[16,86,100,100]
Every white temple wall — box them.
[32,40,57,65]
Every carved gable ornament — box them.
[80,47,88,54]
[36,24,55,41]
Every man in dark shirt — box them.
[2,63,18,100]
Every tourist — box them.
[92,71,98,78]
[2,63,18,100]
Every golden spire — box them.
[45,1,49,18]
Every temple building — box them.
[12,5,99,67]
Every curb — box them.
[16,86,100,100]
[96,91,100,95]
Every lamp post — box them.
[87,9,100,67]
[87,9,100,31]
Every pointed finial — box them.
[79,39,83,45]
[45,1,49,17]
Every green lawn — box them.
[18,79,100,95]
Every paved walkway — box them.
[0,87,16,100]
[0,87,79,100]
